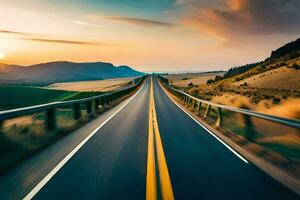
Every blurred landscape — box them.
[1,0,300,198]
[166,38,300,120]
[0,61,142,111]
[163,38,300,177]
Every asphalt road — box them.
[0,76,298,199]
[152,77,297,199]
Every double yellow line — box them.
[146,78,174,200]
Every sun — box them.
[0,52,5,60]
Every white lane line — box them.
[158,81,248,164]
[23,83,146,200]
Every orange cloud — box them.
[181,0,300,43]
[107,16,176,28]
[0,29,121,46]
[227,0,247,11]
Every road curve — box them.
[0,76,298,199]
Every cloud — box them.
[0,29,34,36]
[0,29,119,46]
[107,16,176,27]
[180,0,300,40]
[64,20,102,29]
[23,38,103,45]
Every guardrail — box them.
[0,76,146,132]
[158,75,300,142]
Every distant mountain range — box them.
[0,61,144,86]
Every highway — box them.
[0,76,298,199]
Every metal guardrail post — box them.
[216,107,223,127]
[187,97,191,106]
[0,121,3,132]
[46,108,56,131]
[181,95,184,102]
[193,99,197,109]
[86,101,92,114]
[107,96,110,104]
[197,101,202,115]
[243,114,256,142]
[99,97,104,109]
[204,104,211,118]
[111,94,114,102]
[95,99,99,111]
[74,103,81,120]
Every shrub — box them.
[272,97,281,104]
[291,63,300,69]
[206,79,214,84]
[235,77,242,81]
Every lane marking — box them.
[157,78,248,164]
[146,77,174,200]
[146,84,157,200]
[24,82,146,200]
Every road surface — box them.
[0,76,298,199]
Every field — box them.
[47,77,135,92]
[0,77,136,110]
[164,72,224,87]
[0,85,103,111]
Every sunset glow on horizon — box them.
[1,0,299,72]
[0,52,5,60]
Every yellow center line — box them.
[146,86,157,200]
[146,77,174,200]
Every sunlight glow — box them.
[0,52,5,60]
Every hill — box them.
[208,38,300,83]
[207,38,300,85]
[271,38,300,59]
[175,38,300,120]
[0,61,143,86]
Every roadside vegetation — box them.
[163,38,300,179]
[169,38,300,120]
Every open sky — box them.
[0,0,299,72]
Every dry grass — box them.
[212,94,300,119]
[3,116,35,127]
[234,66,300,91]
[257,134,300,147]
[165,72,224,87]
[47,77,135,92]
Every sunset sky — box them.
[0,0,299,72]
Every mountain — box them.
[0,61,144,86]
[207,38,300,85]
[220,38,300,81]
[271,38,300,59]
